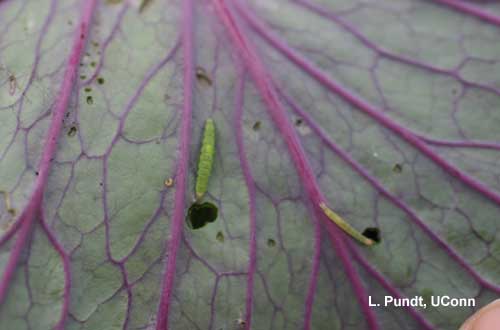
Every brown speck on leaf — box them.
[216,231,224,243]
[92,41,99,48]
[195,66,212,86]
[252,121,261,131]
[392,163,403,173]
[68,126,78,137]
[164,178,174,187]
[8,74,17,95]
[295,118,303,126]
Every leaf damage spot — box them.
[86,96,94,105]
[67,126,78,137]
[252,121,261,131]
[97,77,105,85]
[195,66,212,86]
[216,231,224,242]
[164,178,174,187]
[84,87,92,93]
[392,163,403,173]
[362,227,381,243]
[267,238,276,247]
[186,202,218,230]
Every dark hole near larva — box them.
[67,126,78,137]
[392,163,403,173]
[295,118,303,126]
[252,121,261,131]
[97,77,105,85]
[362,227,381,243]
[187,202,218,230]
[195,66,212,86]
[84,87,92,93]
[216,231,224,243]
[86,96,94,105]
[90,61,97,68]
[267,238,276,247]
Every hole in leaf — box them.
[67,126,78,137]
[362,227,381,243]
[90,61,97,68]
[295,118,303,126]
[186,202,218,230]
[84,87,92,93]
[252,121,261,131]
[80,75,86,80]
[97,77,105,85]
[216,231,224,243]
[392,163,403,173]
[86,96,94,105]
[267,238,276,247]
[195,66,212,86]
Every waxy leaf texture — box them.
[1,0,500,329]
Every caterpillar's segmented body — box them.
[195,118,215,200]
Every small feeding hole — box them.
[295,118,303,126]
[392,163,403,173]
[187,202,218,230]
[216,231,224,243]
[252,121,261,131]
[267,238,276,247]
[67,126,78,137]
[195,66,212,86]
[362,227,381,243]
[97,77,105,85]
[86,96,94,105]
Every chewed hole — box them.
[392,163,403,173]
[216,231,224,243]
[195,66,212,86]
[67,126,78,137]
[362,227,381,243]
[252,121,261,131]
[267,238,276,247]
[186,202,218,230]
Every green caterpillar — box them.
[195,118,215,200]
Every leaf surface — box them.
[1,0,500,329]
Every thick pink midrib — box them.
[0,0,97,305]
[432,0,500,26]
[212,1,379,329]
[155,0,194,329]
[234,75,258,330]
[235,3,500,208]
